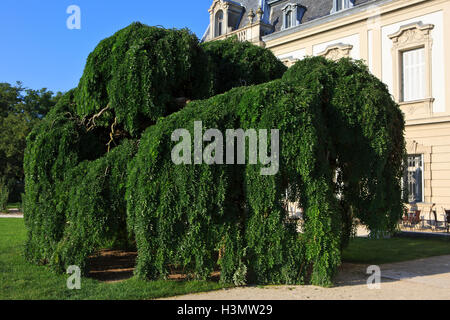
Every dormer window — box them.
[285,10,292,29]
[331,0,354,13]
[215,10,224,37]
[281,3,305,30]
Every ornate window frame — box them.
[215,10,224,37]
[281,3,305,30]
[209,1,230,39]
[388,22,435,115]
[209,0,243,39]
[317,43,353,61]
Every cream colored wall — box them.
[264,0,450,214]
[406,121,450,220]
[313,34,361,59]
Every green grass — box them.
[6,203,21,209]
[0,219,231,300]
[342,236,450,265]
[2,219,450,299]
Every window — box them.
[285,10,292,29]
[402,48,425,102]
[332,0,353,13]
[282,4,304,30]
[389,23,434,109]
[215,10,224,37]
[405,155,423,203]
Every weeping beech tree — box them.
[23,23,405,286]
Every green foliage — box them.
[23,90,104,264]
[75,22,211,137]
[283,57,406,243]
[126,81,310,284]
[51,139,138,273]
[0,82,61,202]
[202,37,287,95]
[0,178,9,211]
[126,57,404,286]
[0,82,22,117]
[24,88,138,271]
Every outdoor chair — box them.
[410,210,422,230]
[445,209,450,233]
[431,206,438,230]
[401,208,409,228]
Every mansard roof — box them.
[204,0,379,41]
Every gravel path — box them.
[0,208,23,218]
[162,255,450,300]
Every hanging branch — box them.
[106,117,118,153]
[85,104,110,132]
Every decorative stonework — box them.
[317,43,353,61]
[389,23,434,47]
[256,6,264,21]
[209,0,242,39]
[388,22,434,111]
[207,0,272,45]
[281,57,298,68]
[400,97,435,119]
[248,9,255,24]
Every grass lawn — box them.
[6,203,21,209]
[342,236,450,265]
[0,218,230,300]
[2,218,450,299]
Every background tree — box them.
[0,82,61,203]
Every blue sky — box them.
[0,0,212,93]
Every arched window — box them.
[285,10,292,29]
[215,10,224,37]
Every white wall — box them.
[277,48,307,61]
[368,29,373,72]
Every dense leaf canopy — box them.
[202,37,287,95]
[75,22,211,137]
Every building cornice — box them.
[262,0,431,47]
